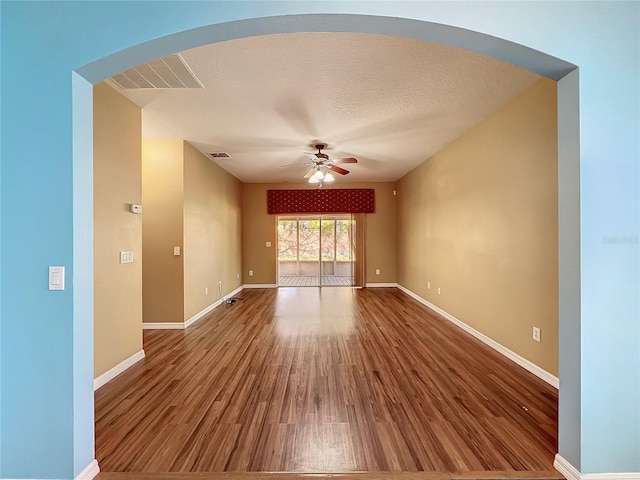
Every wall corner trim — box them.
[554,454,640,480]
[142,322,186,330]
[583,474,640,480]
[143,286,245,330]
[94,350,145,391]
[76,459,100,480]
[243,283,278,289]
[396,284,559,389]
[184,286,244,328]
[555,455,581,480]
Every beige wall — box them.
[183,142,243,319]
[242,182,397,285]
[93,83,143,377]
[397,78,558,375]
[95,78,556,379]
[142,140,185,324]
[364,183,397,283]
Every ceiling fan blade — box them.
[331,157,357,164]
[303,168,315,179]
[329,165,350,175]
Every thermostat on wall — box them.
[130,204,142,214]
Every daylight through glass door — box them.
[277,215,356,287]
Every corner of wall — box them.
[93,82,143,379]
[395,79,559,377]
[182,143,243,320]
[141,139,185,325]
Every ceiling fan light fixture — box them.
[288,143,357,183]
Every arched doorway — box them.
[75,13,579,479]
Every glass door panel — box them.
[297,218,320,284]
[277,215,355,287]
[277,218,299,278]
[335,216,355,286]
[320,217,335,284]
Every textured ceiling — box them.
[113,33,541,183]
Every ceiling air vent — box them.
[109,54,204,90]
[208,152,232,159]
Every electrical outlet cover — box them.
[533,327,541,342]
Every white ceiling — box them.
[112,33,541,184]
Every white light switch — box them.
[120,251,134,264]
[173,246,181,256]
[49,266,65,291]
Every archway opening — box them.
[76,13,579,477]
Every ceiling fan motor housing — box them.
[314,144,329,159]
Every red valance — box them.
[267,188,375,214]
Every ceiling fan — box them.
[279,144,358,184]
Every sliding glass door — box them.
[277,215,356,287]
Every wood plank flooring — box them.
[95,287,559,477]
[98,472,564,480]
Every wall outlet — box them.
[427,281,431,289]
[375,268,381,275]
[205,287,208,295]
[437,287,441,295]
[249,270,254,276]
[237,273,240,279]
[265,241,272,247]
[533,327,541,342]
[173,246,181,256]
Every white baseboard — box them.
[94,350,145,391]
[184,302,220,329]
[143,286,245,330]
[184,285,244,328]
[554,454,640,480]
[555,455,581,480]
[142,322,185,330]
[2,458,100,480]
[365,282,398,287]
[583,473,640,479]
[396,284,559,389]
[76,459,100,480]
[244,283,278,288]
[225,285,245,299]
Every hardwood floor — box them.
[98,472,564,480]
[95,287,559,477]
